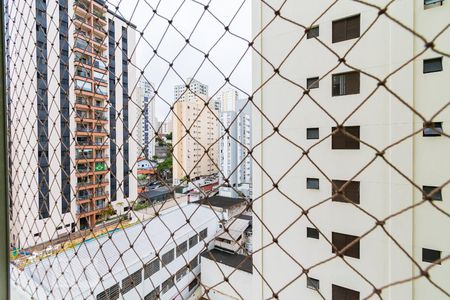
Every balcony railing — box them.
[76,153,94,159]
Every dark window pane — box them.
[332,180,360,204]
[97,283,120,300]
[332,284,360,300]
[332,126,360,150]
[189,234,198,248]
[176,241,188,257]
[422,186,442,201]
[332,15,360,43]
[332,72,360,96]
[332,232,360,259]
[307,77,319,89]
[306,178,320,190]
[307,227,319,239]
[422,248,441,264]
[307,128,319,140]
[423,57,443,73]
[307,26,319,39]
[423,122,443,136]
[307,277,320,290]
[144,286,160,300]
[161,249,175,265]
[144,259,160,279]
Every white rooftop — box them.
[20,203,218,299]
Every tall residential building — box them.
[159,117,173,135]
[172,79,219,185]
[136,78,156,159]
[219,91,252,197]
[253,1,449,299]
[8,0,137,249]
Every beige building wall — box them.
[173,81,219,185]
[252,0,449,299]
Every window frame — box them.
[331,126,360,150]
[332,71,360,96]
[307,25,319,39]
[332,179,360,204]
[307,227,320,239]
[306,178,320,190]
[332,15,361,43]
[306,127,319,140]
[423,57,443,73]
[332,232,360,259]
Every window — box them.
[332,180,360,204]
[332,232,360,259]
[332,72,360,96]
[307,26,319,39]
[189,278,199,291]
[306,77,319,89]
[121,270,142,295]
[199,228,208,240]
[161,277,175,294]
[423,122,443,136]
[176,241,188,257]
[332,284,360,300]
[422,248,441,264]
[307,178,320,190]
[307,128,319,140]
[161,249,175,266]
[306,277,320,290]
[332,15,360,43]
[189,234,198,248]
[97,283,120,300]
[423,57,443,73]
[307,227,319,239]
[424,0,444,7]
[422,186,442,201]
[189,256,199,270]
[144,259,160,279]
[332,126,360,150]
[144,286,160,300]
[176,266,188,282]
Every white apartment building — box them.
[219,91,252,197]
[172,79,219,185]
[136,78,156,159]
[15,204,218,300]
[8,0,138,249]
[252,1,449,300]
[159,118,173,135]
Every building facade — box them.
[172,79,219,185]
[136,78,156,159]
[252,0,449,299]
[219,90,252,197]
[8,0,137,249]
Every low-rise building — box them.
[16,204,219,300]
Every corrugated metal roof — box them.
[23,204,218,299]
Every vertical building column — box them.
[108,19,117,202]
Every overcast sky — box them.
[107,0,252,121]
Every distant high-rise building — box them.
[136,78,156,159]
[172,79,219,185]
[8,0,137,248]
[159,117,173,135]
[218,90,252,197]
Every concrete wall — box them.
[252,0,449,299]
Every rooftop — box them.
[201,248,252,274]
[193,195,247,209]
[20,204,217,299]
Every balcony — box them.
[74,0,89,12]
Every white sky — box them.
[107,0,252,121]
